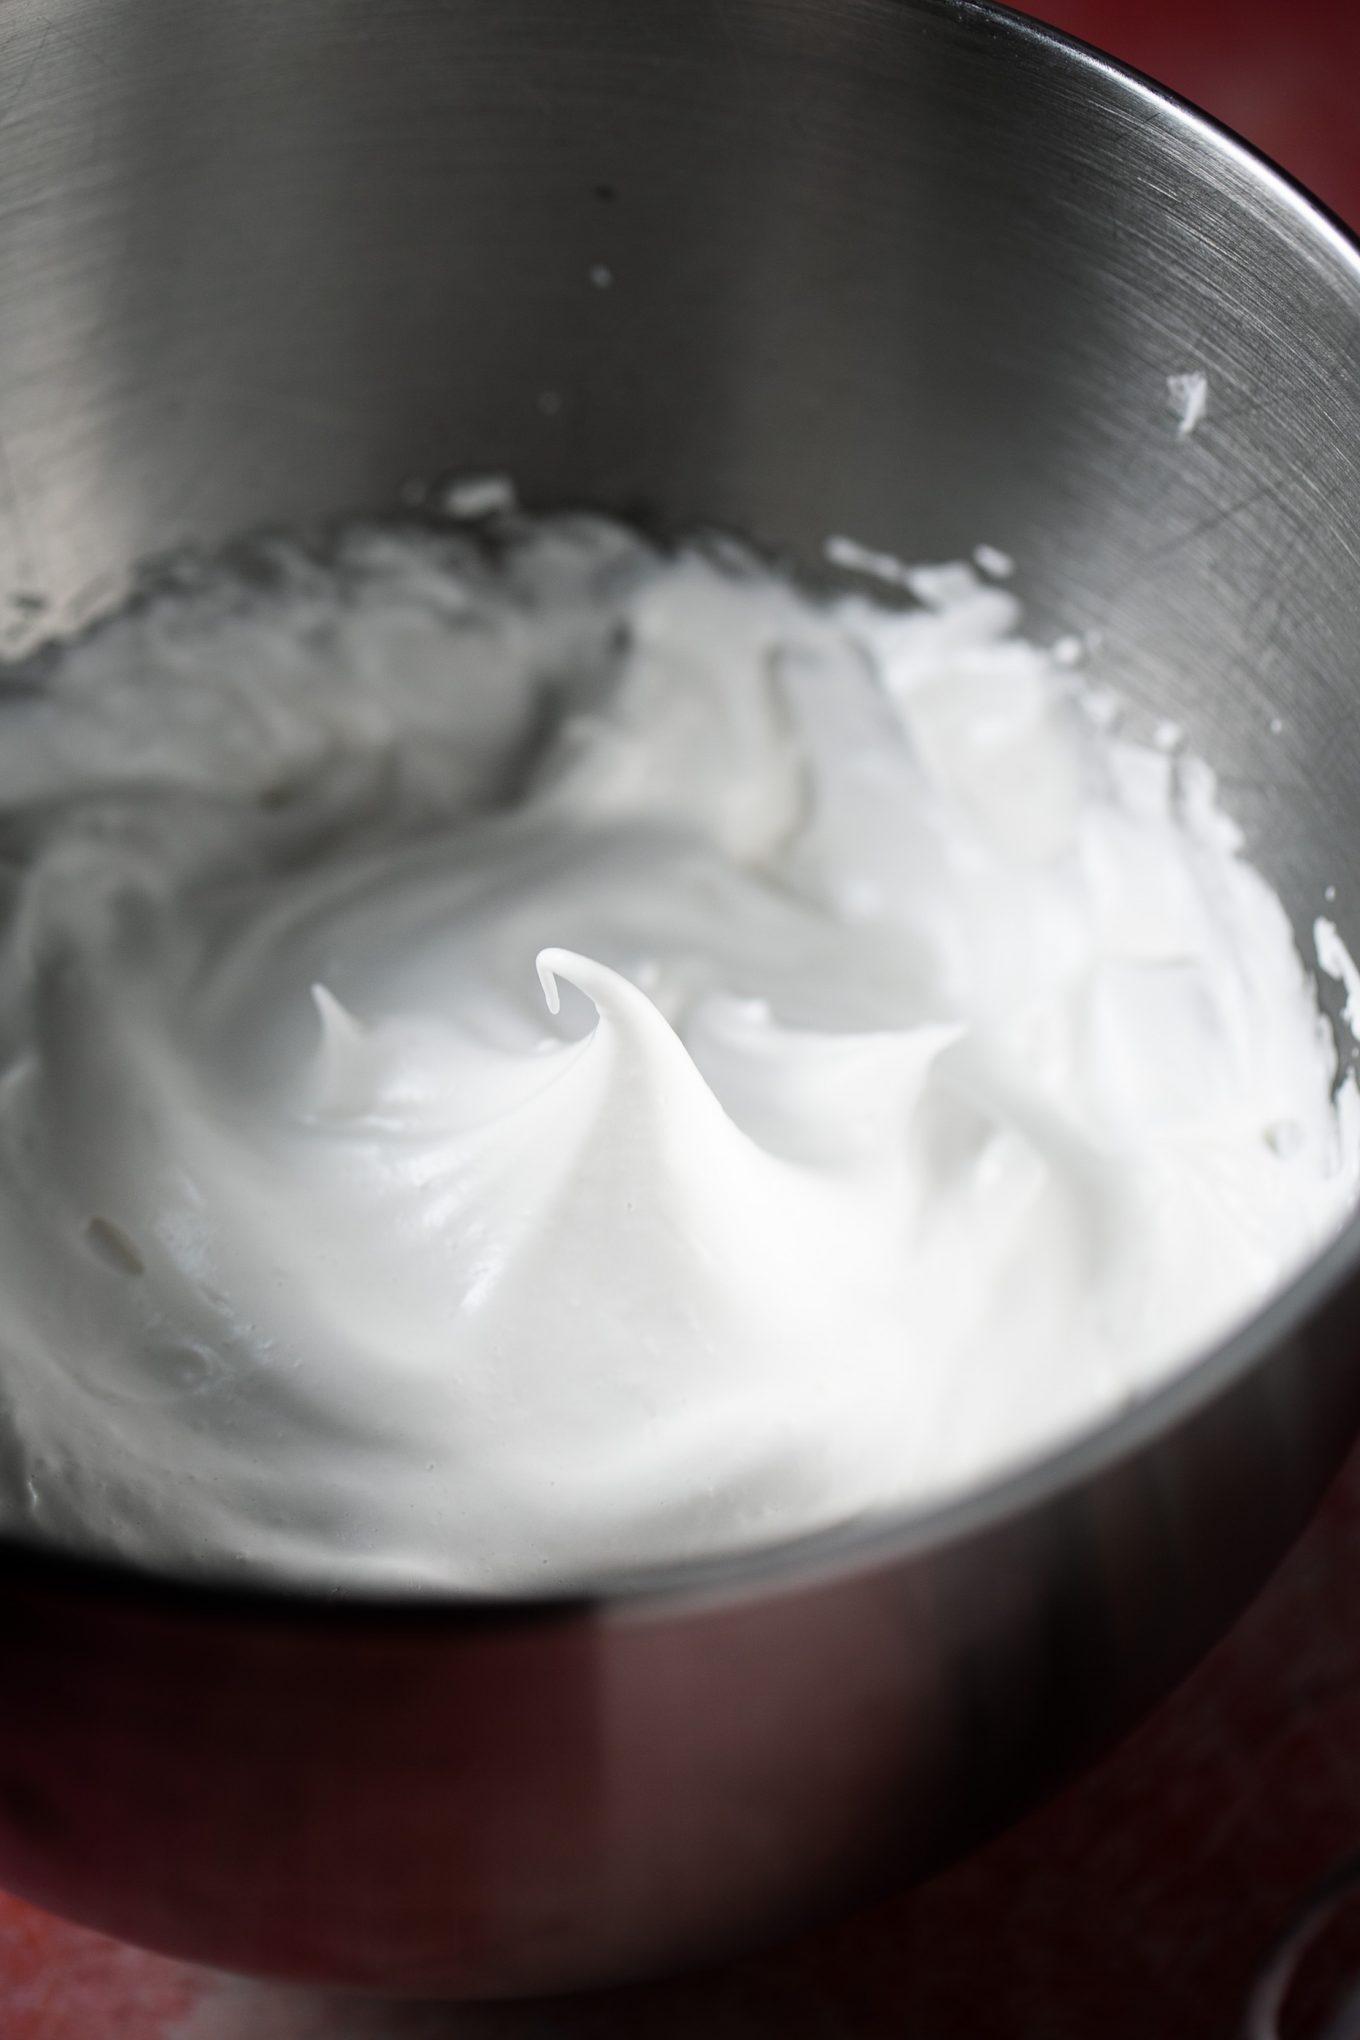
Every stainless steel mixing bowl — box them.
[1,0,1359,1999]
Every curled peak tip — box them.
[535,948,566,1017]
[535,947,644,1022]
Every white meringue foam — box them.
[0,512,1351,1590]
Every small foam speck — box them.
[1167,370,1209,438]
[824,534,915,590]
[972,544,1014,580]
[439,474,517,520]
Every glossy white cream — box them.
[0,514,1353,1590]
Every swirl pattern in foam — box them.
[0,514,1352,1590]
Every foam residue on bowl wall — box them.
[1167,370,1210,437]
[1315,916,1360,1047]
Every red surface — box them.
[1037,0,1360,227]
[5,1446,1360,2038]
[4,3,1360,2033]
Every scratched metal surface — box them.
[0,0,1358,2030]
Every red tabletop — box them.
[1039,0,1360,226]
[9,1450,1360,2039]
[5,5,1360,2034]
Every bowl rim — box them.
[5,0,1360,1632]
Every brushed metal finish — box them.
[1,0,1360,1997]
